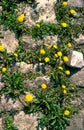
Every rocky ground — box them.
[0,0,84,130]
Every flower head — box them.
[44,57,50,63]
[36,23,40,28]
[45,44,51,49]
[53,44,58,49]
[17,14,25,22]
[2,67,7,72]
[58,66,63,70]
[63,89,67,94]
[0,45,5,51]
[70,9,76,14]
[62,85,66,89]
[13,53,18,57]
[54,53,58,58]
[64,110,70,116]
[65,70,70,75]
[24,93,33,103]
[67,43,72,48]
[41,83,47,89]
[57,51,62,57]
[62,2,67,6]
[61,22,68,28]
[40,49,45,55]
[63,56,69,62]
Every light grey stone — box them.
[22,35,36,50]
[16,62,46,73]
[70,98,82,106]
[66,110,84,130]
[18,0,57,27]
[0,6,2,11]
[0,82,4,90]
[0,118,3,130]
[74,34,84,45]
[0,95,23,112]
[68,50,84,68]
[16,62,34,73]
[43,35,58,45]
[25,76,50,89]
[22,35,58,51]
[14,111,47,130]
[35,76,50,86]
[36,0,57,23]
[14,111,38,130]
[0,30,18,53]
[68,0,84,7]
[70,68,84,87]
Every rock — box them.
[0,82,4,90]
[78,89,84,109]
[67,50,84,68]
[70,98,82,107]
[22,35,58,50]
[16,62,33,73]
[74,34,84,45]
[16,62,50,74]
[14,111,38,130]
[66,110,84,130]
[36,0,57,23]
[0,6,2,11]
[0,118,3,130]
[0,95,23,112]
[71,17,84,25]
[35,76,50,86]
[43,35,58,45]
[0,30,18,53]
[16,62,46,73]
[18,0,57,27]
[23,5,38,27]
[70,68,84,87]
[22,35,36,50]
[68,0,84,7]
[25,76,50,89]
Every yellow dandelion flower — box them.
[41,83,47,89]
[70,9,76,14]
[53,44,58,49]
[20,14,25,18]
[40,49,45,55]
[57,51,62,57]
[65,70,70,75]
[64,110,70,116]
[63,56,69,62]
[62,85,66,89]
[2,67,7,72]
[36,23,40,28]
[44,57,50,63]
[45,44,51,49]
[63,89,67,94]
[24,93,33,103]
[62,2,67,6]
[54,53,58,58]
[13,53,18,57]
[58,66,63,70]
[61,22,68,28]
[17,14,25,22]
[67,43,72,48]
[0,45,5,51]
